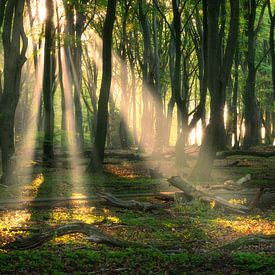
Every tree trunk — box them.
[232,47,239,148]
[43,0,55,162]
[267,1,275,141]
[119,1,130,149]
[243,0,266,149]
[87,0,117,172]
[166,35,176,146]
[191,0,239,180]
[73,7,85,150]
[0,0,27,184]
[138,0,154,150]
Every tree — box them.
[43,0,55,162]
[0,0,28,184]
[243,0,267,149]
[267,0,275,139]
[191,0,239,179]
[87,0,117,172]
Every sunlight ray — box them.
[15,41,45,193]
[61,47,87,196]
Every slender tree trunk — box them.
[119,1,129,149]
[73,7,85,150]
[232,47,239,148]
[87,0,117,172]
[243,0,266,149]
[267,1,275,141]
[152,5,164,153]
[138,0,153,150]
[43,0,55,162]
[166,35,176,146]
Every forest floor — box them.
[0,146,274,274]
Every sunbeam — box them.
[61,48,87,197]
[15,41,45,196]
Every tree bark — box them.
[191,0,239,180]
[87,0,117,172]
[243,0,266,149]
[73,5,85,150]
[42,0,55,162]
[267,1,275,141]
[0,0,27,184]
[119,0,130,149]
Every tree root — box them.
[98,192,167,211]
[215,234,275,252]
[216,150,275,159]
[2,222,150,250]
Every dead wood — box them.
[98,192,167,211]
[215,234,275,252]
[203,184,241,191]
[223,174,251,188]
[168,176,251,214]
[2,222,150,250]
[154,194,176,202]
[216,150,275,159]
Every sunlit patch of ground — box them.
[213,216,275,235]
[104,162,148,179]
[0,210,32,245]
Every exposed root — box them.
[215,234,275,252]
[98,192,167,211]
[216,150,275,159]
[3,222,150,250]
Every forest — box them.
[0,0,274,273]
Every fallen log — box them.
[2,222,149,250]
[216,150,275,159]
[168,176,251,214]
[98,192,167,211]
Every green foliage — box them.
[233,252,274,272]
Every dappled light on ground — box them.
[21,173,44,198]
[213,216,275,235]
[104,163,148,179]
[0,210,31,245]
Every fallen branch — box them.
[215,234,275,252]
[216,150,275,159]
[98,192,167,211]
[203,184,241,191]
[3,222,150,250]
[222,173,251,189]
[168,176,251,214]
